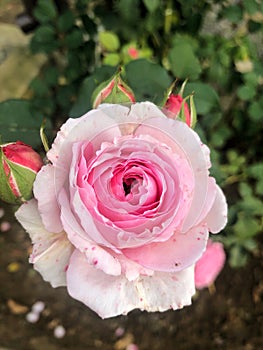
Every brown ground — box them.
[0,203,263,350]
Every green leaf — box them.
[57,10,75,32]
[0,99,45,148]
[168,42,201,80]
[103,53,120,66]
[69,66,116,117]
[248,101,263,122]
[99,31,120,52]
[243,0,259,15]
[142,0,160,12]
[125,59,172,104]
[64,28,83,49]
[247,163,263,179]
[237,85,256,101]
[233,213,261,238]
[33,0,57,23]
[229,245,248,268]
[183,82,219,115]
[221,5,243,24]
[30,25,58,54]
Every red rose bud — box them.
[165,94,189,118]
[92,72,136,108]
[127,47,139,59]
[165,94,197,128]
[0,141,43,204]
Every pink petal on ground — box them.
[195,240,226,289]
[15,199,74,287]
[33,164,63,233]
[67,249,195,318]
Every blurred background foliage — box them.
[0,0,262,268]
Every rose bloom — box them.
[15,102,227,318]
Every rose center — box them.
[123,178,138,196]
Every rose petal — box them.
[15,200,74,287]
[33,236,74,287]
[195,240,226,289]
[194,177,217,227]
[205,185,228,233]
[67,249,195,318]
[59,189,122,276]
[133,116,209,233]
[33,164,63,233]
[122,224,209,272]
[47,117,82,164]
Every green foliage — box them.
[125,59,172,103]
[0,100,50,148]
[0,0,262,268]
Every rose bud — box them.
[92,72,136,108]
[165,93,197,128]
[164,79,197,128]
[0,141,43,204]
[194,240,226,290]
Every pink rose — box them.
[15,102,227,318]
[194,240,226,289]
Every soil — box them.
[0,203,263,350]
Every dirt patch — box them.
[0,203,263,350]
[0,1,23,24]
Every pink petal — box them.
[133,116,209,233]
[51,109,122,198]
[67,250,195,318]
[59,189,122,276]
[122,224,209,272]
[33,164,63,233]
[195,240,226,289]
[194,177,217,227]
[205,185,228,233]
[15,199,74,287]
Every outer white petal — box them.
[67,250,195,319]
[15,199,74,287]
[47,117,82,164]
[33,164,63,233]
[205,185,228,233]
